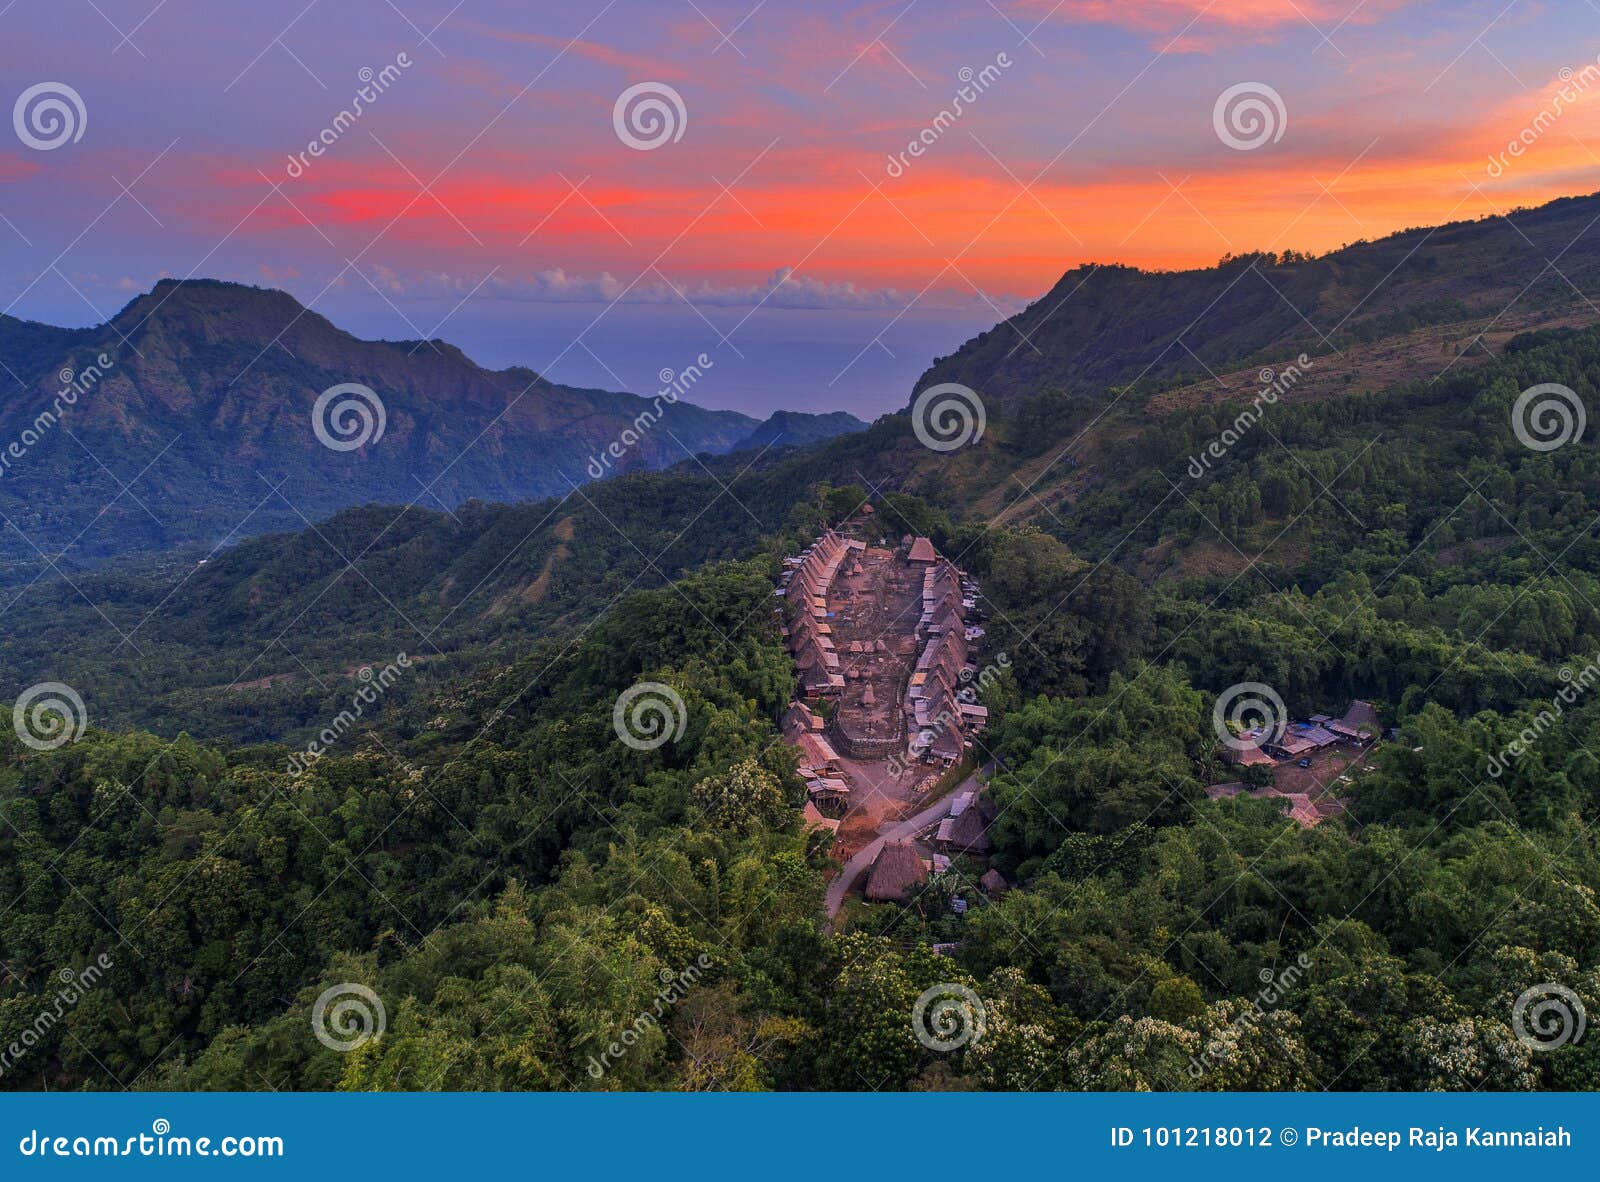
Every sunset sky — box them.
[3,0,1599,413]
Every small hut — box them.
[979,868,1009,896]
[939,798,994,855]
[865,839,927,901]
[802,801,840,833]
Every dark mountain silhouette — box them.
[0,279,859,562]
[730,409,868,452]
[915,192,1600,405]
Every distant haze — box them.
[192,290,998,420]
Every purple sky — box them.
[2,0,1597,414]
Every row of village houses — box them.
[909,555,988,762]
[778,528,855,697]
[775,529,991,828]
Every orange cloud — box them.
[1010,0,1410,37]
[145,68,1600,314]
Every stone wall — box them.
[827,710,904,761]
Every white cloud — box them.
[363,265,1023,314]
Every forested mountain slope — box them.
[916,192,1600,406]
[0,279,862,564]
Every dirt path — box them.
[824,766,982,918]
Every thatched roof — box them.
[908,536,938,563]
[942,799,993,853]
[979,868,1009,895]
[802,801,840,833]
[1342,699,1381,731]
[1222,742,1274,767]
[865,839,927,901]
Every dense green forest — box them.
[5,309,1600,1092]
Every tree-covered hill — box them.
[914,192,1600,407]
[0,279,863,564]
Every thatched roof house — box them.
[802,801,840,833]
[865,839,927,901]
[939,798,994,854]
[979,868,1009,896]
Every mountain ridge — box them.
[0,279,863,563]
[915,190,1600,407]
